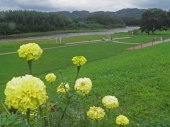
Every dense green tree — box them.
[140,8,169,34]
[167,9,170,17]
[0,22,8,35]
[167,9,170,27]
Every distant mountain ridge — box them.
[56,8,146,19]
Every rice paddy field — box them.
[0,30,170,126]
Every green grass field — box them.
[0,30,170,126]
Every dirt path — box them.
[128,39,170,50]
[112,41,140,45]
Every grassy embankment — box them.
[0,30,170,126]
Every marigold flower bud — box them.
[45,73,56,83]
[57,83,69,94]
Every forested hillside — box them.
[0,8,147,35]
[0,10,126,35]
[56,8,145,18]
[56,8,145,26]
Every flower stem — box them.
[61,107,67,120]
[59,70,64,82]
[75,66,81,82]
[27,60,32,75]
[60,83,70,120]
[46,102,51,127]
[26,109,32,127]
[108,109,111,119]
[96,120,99,127]
[59,71,69,100]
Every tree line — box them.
[0,10,126,35]
[140,8,170,34]
[0,10,73,35]
[56,8,145,19]
[0,8,169,36]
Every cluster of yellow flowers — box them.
[4,75,48,113]
[17,42,43,60]
[102,95,119,109]
[87,106,105,120]
[74,77,92,95]
[8,43,130,126]
[57,82,70,94]
[116,115,129,125]
[86,95,119,121]
[45,73,56,83]
[72,56,129,124]
[72,56,87,66]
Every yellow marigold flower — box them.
[74,77,92,95]
[17,43,43,60]
[102,95,119,109]
[4,75,48,113]
[57,83,69,94]
[72,56,87,66]
[45,73,56,83]
[116,115,129,125]
[87,106,105,120]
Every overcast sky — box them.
[0,0,169,12]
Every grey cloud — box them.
[0,0,169,12]
[130,0,170,11]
